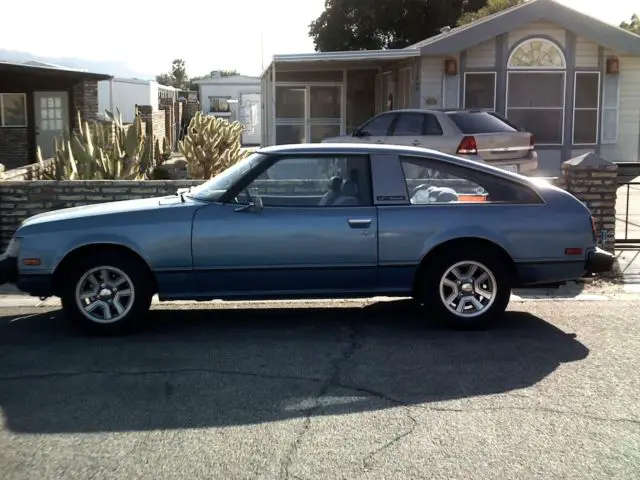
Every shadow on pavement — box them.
[0,300,589,434]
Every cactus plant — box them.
[39,108,178,180]
[178,111,249,179]
[40,110,147,180]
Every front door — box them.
[34,91,69,159]
[191,154,378,297]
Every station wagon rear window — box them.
[446,112,518,134]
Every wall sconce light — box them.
[606,56,620,75]
[444,58,458,75]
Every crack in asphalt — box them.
[3,368,637,429]
[280,319,362,480]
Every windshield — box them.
[187,153,265,201]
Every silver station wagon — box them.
[0,143,613,335]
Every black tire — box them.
[417,248,512,330]
[59,250,154,335]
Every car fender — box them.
[417,225,516,264]
[33,232,152,275]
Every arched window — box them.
[506,38,566,146]
[508,38,566,69]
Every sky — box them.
[0,0,636,78]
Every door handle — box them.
[348,218,372,229]
[411,140,420,146]
[375,139,384,144]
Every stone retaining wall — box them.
[0,153,619,252]
[0,180,203,248]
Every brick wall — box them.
[0,128,29,170]
[137,105,166,142]
[561,154,617,252]
[72,80,99,129]
[0,180,204,248]
[1,158,56,181]
[159,98,175,149]
[0,156,619,253]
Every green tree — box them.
[620,13,640,35]
[309,0,488,51]
[155,58,189,89]
[457,0,526,26]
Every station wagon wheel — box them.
[438,261,497,318]
[75,266,136,324]
[419,248,511,329]
[60,250,154,335]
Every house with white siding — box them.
[193,74,261,146]
[259,0,640,174]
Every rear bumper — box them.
[585,247,615,275]
[0,255,18,285]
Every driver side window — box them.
[242,155,372,208]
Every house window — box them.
[506,38,566,145]
[601,74,619,143]
[573,72,600,145]
[508,38,566,69]
[464,73,496,110]
[0,93,27,127]
[209,96,231,113]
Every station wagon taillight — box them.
[456,136,478,155]
[529,134,535,149]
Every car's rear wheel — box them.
[60,251,153,335]
[417,249,511,329]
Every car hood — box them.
[20,193,197,228]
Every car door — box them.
[351,112,396,144]
[191,154,378,297]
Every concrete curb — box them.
[1,291,637,309]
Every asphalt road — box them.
[1,299,639,480]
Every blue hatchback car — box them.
[0,143,614,334]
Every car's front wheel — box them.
[60,251,154,335]
[418,249,512,329]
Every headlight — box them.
[5,237,21,257]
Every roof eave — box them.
[417,0,640,57]
[272,48,421,63]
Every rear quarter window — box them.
[399,155,543,205]
[447,112,518,134]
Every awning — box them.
[262,49,421,76]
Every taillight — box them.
[456,136,478,155]
[529,134,535,149]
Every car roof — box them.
[371,108,493,115]
[256,143,533,185]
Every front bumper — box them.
[0,255,18,285]
[585,247,615,275]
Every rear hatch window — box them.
[447,111,519,134]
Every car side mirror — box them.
[352,130,362,137]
